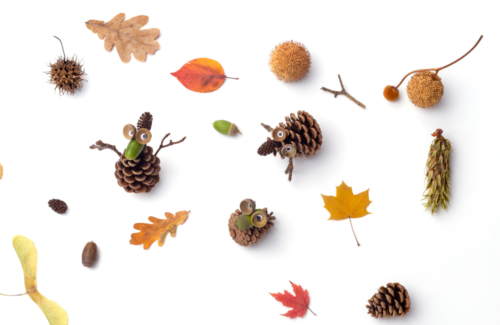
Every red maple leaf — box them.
[270,281,316,318]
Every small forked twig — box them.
[261,123,274,132]
[89,140,121,157]
[321,75,366,109]
[285,157,294,182]
[155,133,187,156]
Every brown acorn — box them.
[384,35,483,108]
[82,241,97,268]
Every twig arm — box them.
[321,75,366,108]
[89,140,121,157]
[261,123,274,132]
[155,133,187,156]
[284,157,294,182]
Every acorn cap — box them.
[272,127,287,141]
[123,124,137,140]
[251,210,268,228]
[235,214,251,231]
[407,71,444,108]
[228,123,242,136]
[240,199,256,215]
[281,144,297,158]
[136,128,152,145]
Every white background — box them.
[0,0,499,324]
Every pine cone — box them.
[137,112,153,130]
[228,208,276,246]
[260,110,322,160]
[257,137,280,156]
[48,199,68,214]
[115,146,161,194]
[47,56,86,95]
[424,129,452,214]
[366,283,411,318]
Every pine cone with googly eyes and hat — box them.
[89,112,187,194]
[229,199,276,247]
[258,110,322,181]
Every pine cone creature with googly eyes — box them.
[90,112,186,194]
[258,111,322,181]
[229,199,277,247]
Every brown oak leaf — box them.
[130,211,189,249]
[85,13,160,63]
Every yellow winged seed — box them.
[12,236,68,325]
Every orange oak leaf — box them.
[130,211,189,250]
[0,162,3,180]
[270,281,316,318]
[171,58,238,93]
[85,13,160,63]
[321,181,372,246]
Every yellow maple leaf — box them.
[321,181,372,246]
[130,211,190,249]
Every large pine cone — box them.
[228,208,276,246]
[114,146,161,194]
[260,111,322,159]
[366,283,411,318]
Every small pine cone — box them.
[366,283,411,318]
[46,56,86,95]
[228,208,276,246]
[115,146,161,194]
[48,199,68,214]
[137,112,153,130]
[424,129,452,214]
[258,138,280,156]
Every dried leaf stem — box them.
[308,307,317,316]
[348,216,360,247]
[89,140,121,157]
[261,123,274,132]
[285,157,294,182]
[394,35,483,89]
[321,75,366,109]
[53,36,66,62]
[155,133,187,156]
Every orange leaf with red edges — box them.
[270,281,316,318]
[171,58,238,93]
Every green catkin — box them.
[424,129,452,214]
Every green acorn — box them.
[235,214,251,230]
[213,120,241,136]
[424,129,452,214]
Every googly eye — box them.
[251,210,268,228]
[240,199,256,215]
[281,144,297,158]
[136,128,152,145]
[272,127,287,141]
[123,124,137,140]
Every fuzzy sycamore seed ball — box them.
[407,71,444,108]
[269,41,311,82]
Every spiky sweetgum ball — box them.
[47,56,86,95]
[407,71,444,108]
[269,41,311,82]
[383,85,399,101]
